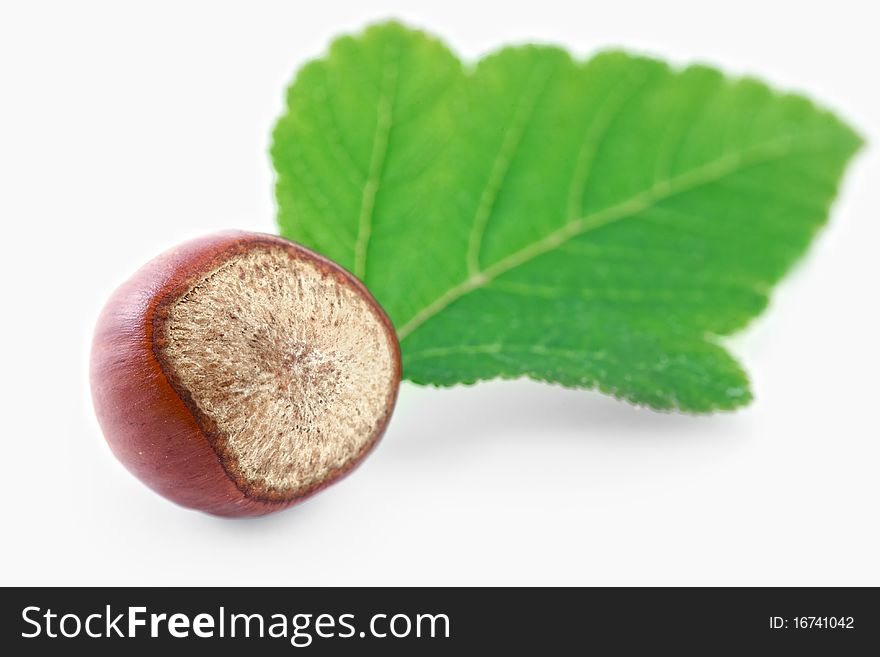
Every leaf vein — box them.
[314,67,368,186]
[465,61,555,275]
[353,43,399,280]
[566,66,656,220]
[397,135,802,340]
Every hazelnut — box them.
[90,231,400,516]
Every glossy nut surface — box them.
[90,231,401,517]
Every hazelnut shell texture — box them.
[90,231,401,517]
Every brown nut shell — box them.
[90,231,401,517]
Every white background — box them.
[1,0,877,586]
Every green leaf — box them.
[272,21,862,412]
